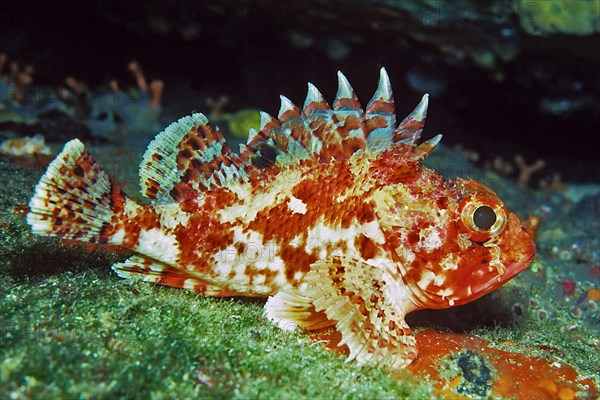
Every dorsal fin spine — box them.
[366,67,394,115]
[303,83,330,113]
[246,128,259,145]
[333,71,362,111]
[278,95,301,122]
[260,111,280,132]
[414,133,442,161]
[394,94,429,145]
[406,94,428,123]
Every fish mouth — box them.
[470,237,536,300]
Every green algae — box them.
[222,109,262,139]
[515,0,600,36]
[0,272,433,399]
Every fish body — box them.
[27,69,535,369]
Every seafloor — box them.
[2,132,599,399]
[1,1,600,399]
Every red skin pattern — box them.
[100,142,534,308]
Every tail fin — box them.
[27,139,126,244]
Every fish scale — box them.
[26,68,535,370]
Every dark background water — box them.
[1,0,599,183]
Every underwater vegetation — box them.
[1,54,164,147]
[0,54,74,131]
[204,94,262,143]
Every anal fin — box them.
[112,254,236,297]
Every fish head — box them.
[378,174,536,311]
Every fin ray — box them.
[394,94,429,145]
[265,291,334,331]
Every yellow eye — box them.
[459,199,507,242]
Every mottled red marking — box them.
[369,147,423,185]
[395,119,424,142]
[339,113,362,134]
[282,246,317,280]
[288,123,307,143]
[308,119,328,148]
[303,97,331,113]
[240,264,281,291]
[251,169,327,239]
[363,115,389,132]
[356,234,378,260]
[122,203,158,249]
[174,210,234,274]
[403,230,418,247]
[95,183,128,244]
[145,178,161,198]
[333,94,361,111]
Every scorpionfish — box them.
[27,68,535,369]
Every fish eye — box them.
[459,199,507,242]
[473,206,496,230]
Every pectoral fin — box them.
[265,256,417,369]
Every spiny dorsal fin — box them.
[139,113,247,202]
[141,71,437,191]
[240,69,436,168]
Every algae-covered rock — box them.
[515,0,600,35]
